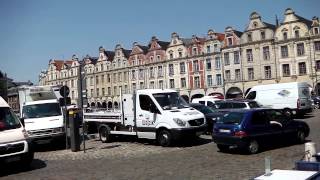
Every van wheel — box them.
[296,130,306,144]
[283,108,292,118]
[157,130,172,147]
[99,126,111,143]
[217,144,229,152]
[247,140,259,154]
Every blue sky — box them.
[0,0,319,84]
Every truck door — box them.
[136,94,161,139]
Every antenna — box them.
[275,15,279,27]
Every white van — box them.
[191,96,221,108]
[0,96,34,165]
[245,82,313,116]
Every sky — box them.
[0,0,319,84]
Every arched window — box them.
[283,32,288,40]
[294,30,300,38]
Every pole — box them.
[64,86,68,150]
[79,60,86,153]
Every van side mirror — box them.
[20,118,25,127]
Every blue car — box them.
[212,109,310,154]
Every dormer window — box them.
[261,31,265,40]
[247,33,252,42]
[314,27,319,35]
[157,55,161,61]
[227,37,233,46]
[169,51,173,59]
[118,59,121,67]
[207,45,211,53]
[253,22,258,28]
[101,64,103,71]
[193,47,197,55]
[295,30,300,38]
[283,32,288,40]
[150,56,153,62]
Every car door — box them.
[136,94,161,139]
[265,110,284,142]
[249,111,272,144]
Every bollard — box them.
[264,156,272,176]
[305,142,316,162]
[69,110,80,152]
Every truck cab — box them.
[0,96,34,165]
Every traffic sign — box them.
[59,85,70,97]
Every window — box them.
[158,66,163,77]
[118,59,121,67]
[314,27,319,35]
[96,88,99,97]
[247,33,252,42]
[263,46,270,60]
[169,79,175,88]
[193,47,197,55]
[207,75,212,87]
[206,58,212,70]
[295,30,300,38]
[169,51,173,59]
[207,45,211,53]
[233,51,240,64]
[139,82,144,89]
[248,68,254,80]
[297,43,305,56]
[90,89,93,97]
[124,85,128,93]
[107,74,111,82]
[215,57,221,69]
[214,44,218,52]
[246,91,256,99]
[298,62,307,75]
[149,67,154,78]
[227,37,233,46]
[193,60,199,72]
[114,86,117,95]
[132,70,136,79]
[282,64,290,77]
[101,75,104,83]
[264,66,271,79]
[169,64,174,75]
[316,60,320,71]
[181,78,186,88]
[113,73,117,82]
[139,69,144,79]
[281,46,289,58]
[180,62,185,74]
[216,74,222,85]
[283,32,288,40]
[261,31,265,40]
[225,70,231,81]
[178,51,183,58]
[224,52,230,65]
[235,69,241,81]
[315,41,320,51]
[132,83,136,91]
[159,80,164,89]
[102,88,105,96]
[71,79,74,88]
[71,91,74,99]
[117,72,121,82]
[157,55,161,61]
[246,49,253,62]
[194,77,200,88]
[139,95,159,114]
[108,87,111,95]
[150,56,153,63]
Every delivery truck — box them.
[84,89,207,147]
[18,86,65,143]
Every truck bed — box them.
[83,110,122,123]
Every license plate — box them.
[219,129,231,133]
[5,156,21,163]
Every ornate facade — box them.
[39,8,320,107]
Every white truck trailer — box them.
[84,89,207,147]
[18,86,65,143]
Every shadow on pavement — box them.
[33,140,67,152]
[0,159,46,177]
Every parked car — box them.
[189,103,224,133]
[312,96,320,109]
[212,108,310,154]
[215,99,260,112]
[191,96,221,109]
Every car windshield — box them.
[153,92,189,110]
[248,101,260,108]
[23,103,62,118]
[0,107,21,131]
[217,112,245,125]
[193,105,215,114]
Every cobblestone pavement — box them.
[1,110,320,180]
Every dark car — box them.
[312,96,320,109]
[212,108,310,154]
[189,103,224,133]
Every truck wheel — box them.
[99,126,111,143]
[247,140,259,154]
[157,129,172,147]
[217,144,229,152]
[283,108,292,118]
[296,130,306,144]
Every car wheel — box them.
[99,126,111,143]
[247,140,259,154]
[283,108,292,118]
[217,144,229,152]
[157,129,172,147]
[296,130,306,144]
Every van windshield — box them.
[153,92,189,110]
[217,112,245,125]
[23,103,62,118]
[0,107,21,131]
